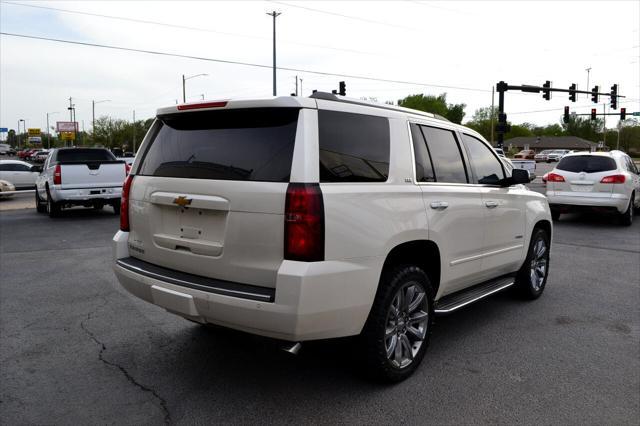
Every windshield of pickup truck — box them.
[55,149,117,163]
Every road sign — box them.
[28,128,41,137]
[28,137,42,144]
[57,121,77,132]
[0,127,8,132]
[61,132,75,141]
[633,112,640,116]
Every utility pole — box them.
[490,86,495,145]
[295,75,298,96]
[267,10,281,96]
[602,103,607,146]
[585,67,591,99]
[182,74,186,103]
[299,78,303,96]
[132,110,136,153]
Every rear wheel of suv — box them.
[46,188,61,218]
[35,190,46,213]
[359,265,434,382]
[514,228,550,300]
[620,196,633,227]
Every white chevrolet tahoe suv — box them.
[113,94,552,382]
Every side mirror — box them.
[511,168,530,184]
[31,165,43,173]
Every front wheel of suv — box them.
[514,228,550,300]
[359,265,434,383]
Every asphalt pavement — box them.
[1,190,638,424]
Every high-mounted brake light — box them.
[53,164,62,185]
[284,183,324,262]
[600,174,625,184]
[177,101,228,111]
[120,175,134,232]
[547,172,565,182]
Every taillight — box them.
[547,172,565,182]
[120,175,134,232]
[284,183,324,262]
[53,164,62,185]
[600,174,625,184]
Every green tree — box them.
[397,93,466,124]
[562,115,602,142]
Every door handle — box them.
[430,201,449,210]
[485,201,498,208]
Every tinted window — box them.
[410,124,435,182]
[557,155,616,173]
[462,134,505,184]
[0,164,12,171]
[14,164,31,172]
[56,149,116,163]
[318,110,389,182]
[421,126,468,183]
[138,108,299,182]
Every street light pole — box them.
[46,112,59,149]
[267,11,281,96]
[182,74,208,103]
[585,67,591,99]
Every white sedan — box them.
[0,160,40,189]
[546,150,640,226]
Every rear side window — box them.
[56,149,116,163]
[410,124,435,182]
[138,108,299,182]
[421,126,468,183]
[318,110,390,182]
[557,156,616,173]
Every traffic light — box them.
[610,84,618,110]
[338,81,346,96]
[591,85,599,103]
[568,84,577,102]
[542,80,552,100]
[563,106,570,123]
[620,108,626,120]
[590,108,597,120]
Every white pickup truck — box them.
[35,148,129,217]
[510,159,537,181]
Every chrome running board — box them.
[434,275,515,315]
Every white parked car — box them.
[534,149,554,162]
[546,149,572,162]
[0,160,40,189]
[0,179,16,197]
[546,150,640,225]
[112,94,552,382]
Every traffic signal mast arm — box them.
[499,82,620,98]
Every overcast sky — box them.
[1,0,639,137]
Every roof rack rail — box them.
[309,91,450,122]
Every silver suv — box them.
[113,94,552,381]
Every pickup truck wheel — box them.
[619,197,633,227]
[46,189,61,218]
[359,265,433,382]
[515,229,550,300]
[112,200,121,215]
[35,190,46,213]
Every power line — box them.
[509,99,638,115]
[0,0,378,56]
[0,32,491,93]
[269,1,423,32]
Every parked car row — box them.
[517,149,573,162]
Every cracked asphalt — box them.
[1,201,639,424]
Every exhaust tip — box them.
[282,342,302,355]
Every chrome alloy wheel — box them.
[384,282,429,369]
[529,238,548,291]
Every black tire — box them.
[551,209,560,221]
[359,265,434,383]
[112,200,121,215]
[514,228,550,300]
[619,196,633,227]
[46,188,61,218]
[35,190,46,213]
[93,204,104,211]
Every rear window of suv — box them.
[557,155,616,173]
[138,108,300,182]
[54,149,116,163]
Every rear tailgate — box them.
[127,107,302,289]
[60,161,127,189]
[548,155,616,196]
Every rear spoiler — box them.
[55,160,126,165]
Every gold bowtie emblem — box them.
[173,196,192,207]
